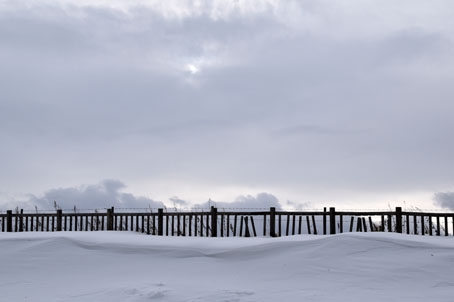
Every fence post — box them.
[56,209,62,231]
[270,207,276,237]
[158,208,163,236]
[19,209,24,232]
[395,207,402,233]
[323,207,327,235]
[6,210,12,232]
[107,207,114,231]
[329,207,336,235]
[211,206,217,237]
[244,216,250,237]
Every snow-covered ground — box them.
[1,232,453,301]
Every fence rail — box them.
[1,207,453,237]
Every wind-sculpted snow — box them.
[1,232,453,301]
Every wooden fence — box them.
[1,207,453,237]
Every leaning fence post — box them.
[211,206,218,237]
[395,207,402,233]
[158,208,164,236]
[329,207,336,235]
[56,209,62,231]
[107,207,114,231]
[270,207,276,237]
[6,210,12,232]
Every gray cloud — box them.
[433,192,454,210]
[193,193,282,210]
[1,1,454,206]
[16,180,165,210]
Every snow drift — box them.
[1,232,453,301]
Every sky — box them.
[1,0,454,211]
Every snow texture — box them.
[1,232,453,301]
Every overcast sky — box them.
[1,0,454,210]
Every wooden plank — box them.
[177,215,180,236]
[200,215,203,237]
[239,216,244,237]
[211,207,217,237]
[6,211,13,232]
[298,216,302,235]
[292,215,296,235]
[270,207,276,237]
[195,215,199,237]
[406,214,410,234]
[279,214,282,237]
[263,214,267,236]
[171,215,175,236]
[286,214,290,236]
[206,214,210,237]
[220,214,224,237]
[147,215,151,235]
[250,216,257,237]
[244,216,250,237]
[306,216,311,235]
[227,215,230,237]
[141,215,145,233]
[421,215,425,235]
[436,216,441,236]
[387,215,392,232]
[312,215,317,235]
[323,207,327,235]
[329,207,336,235]
[395,207,403,233]
[20,209,24,232]
[157,209,163,236]
[339,214,343,233]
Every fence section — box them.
[1,207,454,237]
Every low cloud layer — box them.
[15,180,165,211]
[433,192,454,210]
[193,192,282,209]
[0,180,289,211]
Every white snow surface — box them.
[1,232,454,301]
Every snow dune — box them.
[1,232,453,301]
